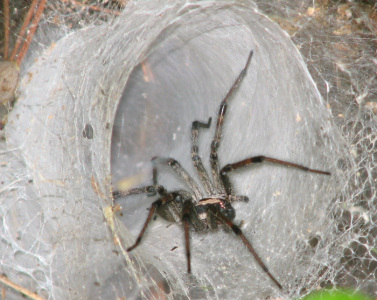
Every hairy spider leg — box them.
[152,162,158,185]
[113,163,172,252]
[182,200,193,273]
[152,157,203,200]
[113,186,159,199]
[113,162,197,268]
[210,50,254,194]
[125,190,176,252]
[113,159,166,200]
[208,205,283,290]
[191,117,248,202]
[221,156,331,176]
[191,117,216,195]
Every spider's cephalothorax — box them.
[113,50,331,290]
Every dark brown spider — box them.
[113,50,330,290]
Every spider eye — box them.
[146,186,156,196]
[224,207,235,220]
[219,201,226,209]
[219,201,235,220]
[175,195,182,202]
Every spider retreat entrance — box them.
[113,50,331,290]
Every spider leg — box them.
[126,191,175,252]
[228,195,249,202]
[210,50,254,194]
[182,200,192,273]
[221,156,331,176]
[113,186,160,199]
[113,165,167,199]
[152,157,203,200]
[218,170,248,202]
[191,117,216,195]
[208,206,283,290]
[113,164,171,251]
[113,158,167,199]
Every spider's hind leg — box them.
[182,198,193,273]
[113,157,168,200]
[113,185,162,199]
[126,191,176,252]
[209,205,283,289]
[181,193,210,273]
[112,162,170,252]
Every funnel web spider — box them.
[113,50,331,289]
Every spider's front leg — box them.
[210,50,254,195]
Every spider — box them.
[113,50,331,290]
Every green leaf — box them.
[303,289,372,300]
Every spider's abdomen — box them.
[155,191,207,232]
[155,195,184,224]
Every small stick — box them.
[62,0,121,16]
[16,0,48,65]
[0,274,45,300]
[3,0,10,59]
[9,0,39,61]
